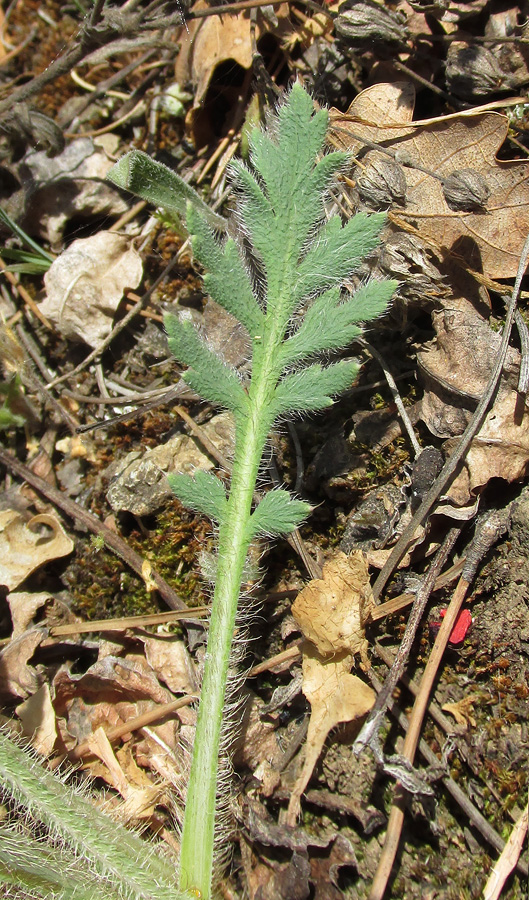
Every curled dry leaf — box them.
[0,511,74,591]
[329,81,529,278]
[7,591,52,639]
[40,232,143,348]
[291,551,373,659]
[175,3,290,146]
[0,629,45,700]
[417,293,529,506]
[285,646,375,826]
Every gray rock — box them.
[106,412,234,515]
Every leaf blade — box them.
[168,471,228,524]
[249,489,311,538]
[272,359,359,417]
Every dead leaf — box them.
[20,137,129,246]
[176,6,254,108]
[0,511,74,591]
[329,82,529,277]
[442,694,479,729]
[285,646,375,826]
[7,591,51,639]
[16,684,57,755]
[291,551,373,659]
[416,296,529,505]
[175,3,290,146]
[448,391,529,504]
[40,232,143,347]
[0,629,45,700]
[142,635,197,695]
[86,727,162,823]
[417,302,521,438]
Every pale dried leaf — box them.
[285,645,375,825]
[7,591,51,639]
[86,727,161,822]
[143,635,197,694]
[0,512,74,591]
[23,138,129,245]
[40,232,143,347]
[16,683,57,755]
[291,551,373,658]
[0,629,44,700]
[330,82,529,278]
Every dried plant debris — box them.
[0,511,74,591]
[330,81,529,277]
[287,553,375,824]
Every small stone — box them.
[106,412,235,515]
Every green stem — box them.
[177,339,281,897]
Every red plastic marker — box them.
[439,608,473,645]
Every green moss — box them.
[65,499,209,621]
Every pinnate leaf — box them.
[249,489,311,538]
[281,279,396,368]
[294,212,386,303]
[167,471,228,524]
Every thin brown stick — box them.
[0,257,52,329]
[50,606,209,637]
[483,802,529,899]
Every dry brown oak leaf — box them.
[329,81,529,279]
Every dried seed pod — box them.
[356,151,407,210]
[442,169,490,212]
[351,233,449,307]
[446,43,512,98]
[335,0,409,48]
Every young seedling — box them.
[160,84,395,898]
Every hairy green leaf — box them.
[168,471,228,524]
[165,314,248,416]
[249,490,311,538]
[281,279,397,367]
[108,150,226,231]
[293,212,386,303]
[272,359,359,417]
[186,204,264,337]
